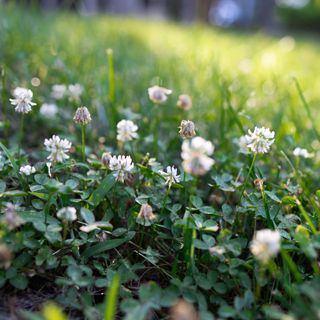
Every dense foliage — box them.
[277,0,320,30]
[1,4,320,320]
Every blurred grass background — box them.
[1,4,320,158]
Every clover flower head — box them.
[138,203,156,221]
[293,147,314,159]
[159,166,181,188]
[116,120,138,142]
[40,103,58,118]
[10,87,36,114]
[3,203,24,230]
[181,137,215,176]
[179,120,196,139]
[57,207,77,222]
[51,84,67,100]
[148,85,172,104]
[19,165,36,176]
[73,106,92,125]
[177,94,192,110]
[68,84,83,101]
[109,155,134,183]
[245,127,275,154]
[209,245,226,257]
[250,229,281,264]
[44,135,72,163]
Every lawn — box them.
[1,3,320,320]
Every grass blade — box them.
[106,48,116,129]
[104,273,120,320]
[293,77,320,141]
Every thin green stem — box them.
[81,124,85,162]
[152,104,159,157]
[223,81,245,134]
[160,187,170,216]
[293,78,320,142]
[254,263,263,305]
[240,153,257,200]
[183,171,187,208]
[280,249,303,283]
[106,49,116,130]
[296,197,317,235]
[187,228,196,274]
[18,114,25,156]
[62,220,68,244]
[260,183,275,229]
[1,66,8,144]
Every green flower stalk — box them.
[73,106,92,162]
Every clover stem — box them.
[81,124,85,162]
[160,186,171,216]
[240,153,257,200]
[62,220,68,243]
[18,114,25,156]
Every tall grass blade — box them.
[104,273,120,320]
[293,78,320,141]
[106,48,116,129]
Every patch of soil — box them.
[0,278,59,320]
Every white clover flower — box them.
[3,203,24,230]
[57,207,77,222]
[181,137,215,176]
[293,147,314,159]
[109,155,134,183]
[40,103,58,118]
[10,87,36,114]
[179,120,196,139]
[148,85,172,104]
[73,106,92,125]
[177,94,192,110]
[209,246,225,257]
[237,135,250,154]
[44,135,72,163]
[19,165,36,176]
[250,229,281,264]
[116,120,138,142]
[51,84,67,100]
[137,203,156,221]
[159,166,181,188]
[245,127,275,154]
[68,84,83,101]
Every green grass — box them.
[2,4,320,320]
[2,4,320,148]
